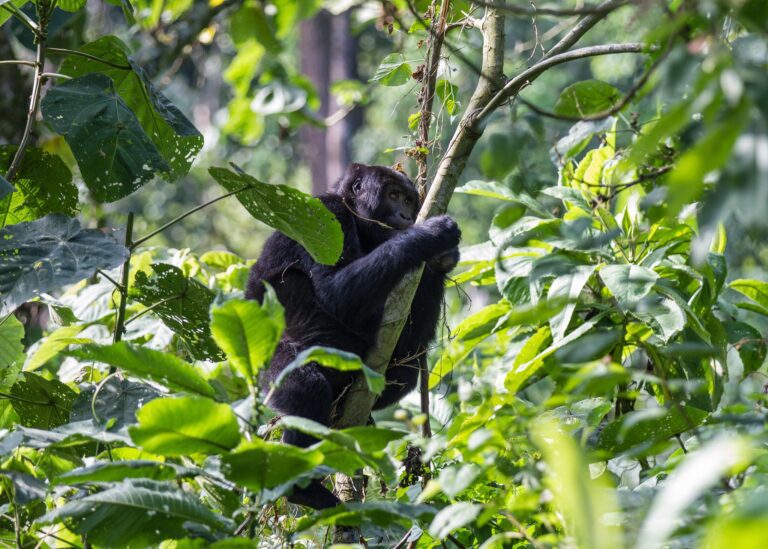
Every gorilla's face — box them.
[342,164,420,231]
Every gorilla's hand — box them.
[428,246,460,273]
[416,215,461,255]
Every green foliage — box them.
[1,1,767,547]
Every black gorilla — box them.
[246,163,460,508]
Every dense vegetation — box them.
[1,0,767,547]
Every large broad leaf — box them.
[209,167,343,265]
[210,296,284,385]
[0,147,77,227]
[53,460,180,485]
[71,342,215,398]
[130,263,222,361]
[222,438,323,492]
[70,377,160,428]
[548,266,596,341]
[369,53,412,86]
[532,418,622,549]
[0,214,128,316]
[59,36,203,181]
[592,405,709,458]
[129,396,241,455]
[599,264,658,311]
[429,502,482,540]
[554,80,622,117]
[37,479,234,547]
[730,278,768,314]
[41,73,169,202]
[10,373,77,429]
[0,315,24,390]
[24,324,90,372]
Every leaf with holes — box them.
[0,214,128,317]
[210,167,343,265]
[58,36,203,182]
[130,263,222,360]
[10,373,76,429]
[41,73,168,202]
[0,147,77,227]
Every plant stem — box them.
[0,59,36,67]
[5,7,46,183]
[131,185,251,249]
[1,4,38,34]
[45,47,132,70]
[112,212,134,350]
[123,293,183,326]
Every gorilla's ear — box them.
[335,163,367,195]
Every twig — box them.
[447,534,467,548]
[45,47,132,70]
[0,59,36,67]
[415,0,451,197]
[517,35,675,121]
[96,269,124,291]
[5,5,47,183]
[40,72,71,80]
[471,0,631,17]
[1,3,38,34]
[112,212,134,349]
[123,293,184,326]
[476,43,650,124]
[544,0,630,58]
[131,184,252,249]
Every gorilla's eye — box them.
[388,191,398,200]
[404,197,413,205]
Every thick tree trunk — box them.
[299,9,360,194]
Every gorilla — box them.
[246,163,460,508]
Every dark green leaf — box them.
[129,396,241,455]
[0,214,128,316]
[59,36,203,181]
[10,372,76,429]
[41,73,168,202]
[37,479,234,546]
[0,314,24,391]
[0,174,14,200]
[274,346,384,395]
[53,460,179,485]
[0,470,46,504]
[70,377,159,428]
[724,321,767,374]
[209,167,343,265]
[130,263,222,361]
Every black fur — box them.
[246,163,460,508]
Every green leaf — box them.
[593,405,709,457]
[130,263,222,361]
[129,396,240,455]
[59,36,203,181]
[0,214,128,317]
[599,264,658,311]
[274,346,384,395]
[0,174,12,199]
[58,0,86,11]
[435,79,459,115]
[724,321,767,374]
[532,418,622,549]
[70,377,159,428]
[0,470,46,504]
[0,147,76,227]
[455,180,516,201]
[0,1,28,27]
[24,324,89,372]
[209,167,343,265]
[633,294,686,343]
[429,502,482,540]
[554,80,622,117]
[71,342,215,398]
[10,373,77,429]
[222,438,323,492]
[370,53,412,86]
[210,297,284,384]
[200,250,246,270]
[637,435,750,549]
[548,266,596,341]
[41,73,168,202]
[37,479,234,547]
[0,315,25,390]
[730,278,768,311]
[53,460,179,485]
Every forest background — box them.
[1,0,768,547]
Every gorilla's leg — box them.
[267,363,340,508]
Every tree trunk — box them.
[299,9,361,194]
